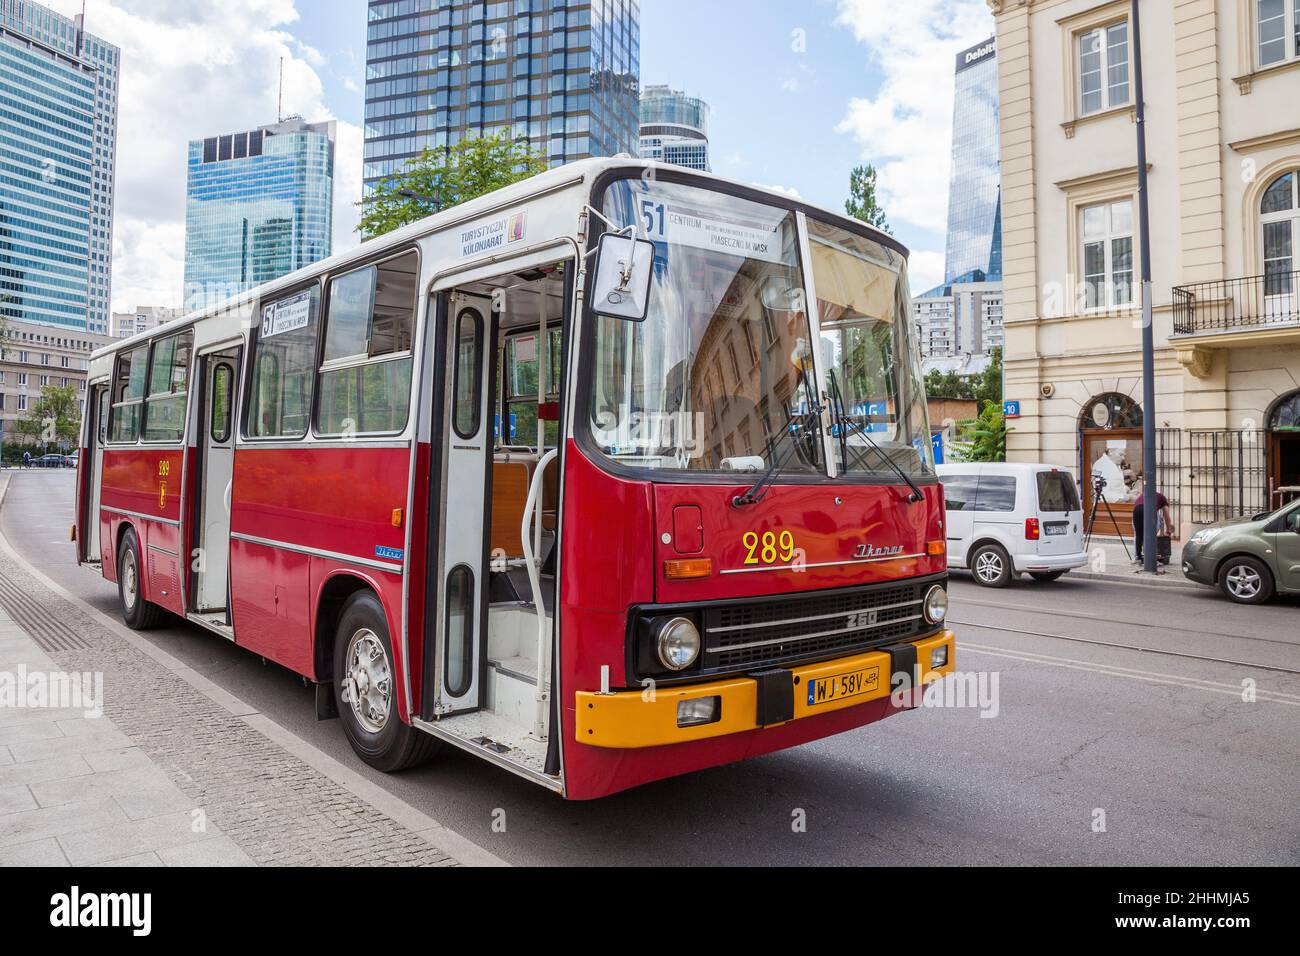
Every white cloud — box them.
[754,183,803,199]
[332,120,364,257]
[47,1,361,312]
[907,249,946,296]
[833,0,993,233]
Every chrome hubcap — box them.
[975,551,1003,582]
[1225,565,1261,599]
[122,550,138,611]
[342,629,391,733]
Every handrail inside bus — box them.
[520,447,558,740]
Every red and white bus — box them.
[75,159,955,799]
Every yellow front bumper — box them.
[575,630,956,749]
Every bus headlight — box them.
[654,617,701,671]
[923,585,948,625]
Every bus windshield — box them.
[587,177,933,479]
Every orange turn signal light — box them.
[927,539,946,556]
[391,509,404,528]
[664,558,713,580]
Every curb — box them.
[0,471,508,868]
[1065,568,1207,591]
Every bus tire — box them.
[969,543,1013,588]
[333,591,440,772]
[117,527,165,630]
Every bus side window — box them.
[503,329,561,449]
[316,250,418,437]
[247,286,320,440]
[143,330,193,443]
[109,346,147,443]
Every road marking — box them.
[951,618,1300,675]
[961,641,1300,706]
[0,471,508,867]
[954,595,1300,649]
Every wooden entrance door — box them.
[1269,430,1300,510]
[1081,428,1143,537]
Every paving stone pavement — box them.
[0,545,458,867]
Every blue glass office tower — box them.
[0,0,119,333]
[639,84,709,171]
[943,36,1001,284]
[183,119,336,310]
[364,0,640,192]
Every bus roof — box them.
[94,156,906,363]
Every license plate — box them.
[807,665,882,707]
[1044,524,1067,535]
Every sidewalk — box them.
[0,608,255,866]
[1069,535,1205,589]
[0,473,487,867]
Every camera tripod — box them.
[1082,477,1133,560]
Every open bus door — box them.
[80,384,109,564]
[428,292,495,715]
[193,347,240,624]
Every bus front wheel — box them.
[117,528,165,630]
[333,591,440,772]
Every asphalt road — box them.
[6,469,1299,865]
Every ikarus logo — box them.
[853,542,906,560]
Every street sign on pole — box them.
[1132,0,1159,574]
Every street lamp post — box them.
[1132,0,1158,574]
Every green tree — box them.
[971,346,1003,409]
[924,368,973,400]
[16,384,80,450]
[357,131,548,240]
[844,164,890,234]
[922,348,1003,405]
[952,401,1008,463]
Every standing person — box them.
[1132,487,1172,564]
[21,451,30,469]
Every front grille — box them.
[701,578,936,672]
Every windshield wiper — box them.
[732,409,819,507]
[826,372,925,504]
[733,375,821,508]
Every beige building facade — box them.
[0,319,114,451]
[989,0,1300,536]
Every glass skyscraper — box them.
[364,0,640,192]
[183,119,336,310]
[943,36,1001,284]
[639,84,709,171]
[0,0,119,333]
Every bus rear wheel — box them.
[333,591,440,772]
[117,528,165,630]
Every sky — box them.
[48,0,996,313]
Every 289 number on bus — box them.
[742,530,796,566]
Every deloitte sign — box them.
[956,37,996,73]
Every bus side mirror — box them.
[591,234,655,322]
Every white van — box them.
[936,463,1088,587]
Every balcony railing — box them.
[1172,270,1300,335]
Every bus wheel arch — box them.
[314,572,386,685]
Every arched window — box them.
[1080,392,1143,430]
[1269,391,1300,431]
[1261,169,1297,296]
